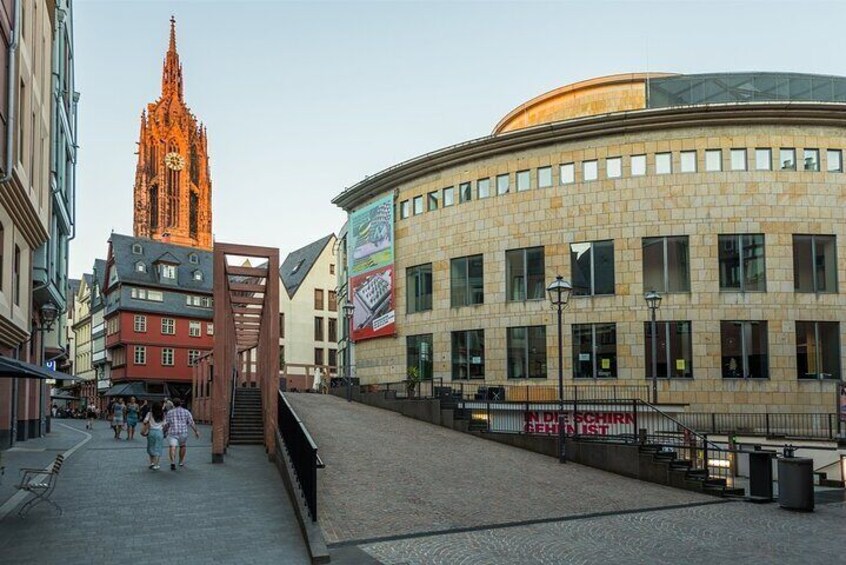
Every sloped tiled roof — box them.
[108,233,212,293]
[280,234,334,298]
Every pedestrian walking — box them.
[163,398,174,414]
[163,398,199,471]
[142,402,166,470]
[112,398,126,440]
[125,396,140,440]
[139,399,150,423]
[86,400,97,430]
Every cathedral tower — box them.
[133,17,212,250]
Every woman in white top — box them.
[143,402,166,470]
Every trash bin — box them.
[748,451,774,502]
[777,457,814,512]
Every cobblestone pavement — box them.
[360,499,846,564]
[0,419,309,564]
[284,393,711,546]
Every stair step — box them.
[654,451,677,460]
[704,478,727,488]
[686,469,708,480]
[669,460,692,469]
[820,479,846,488]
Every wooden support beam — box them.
[230,295,264,305]
[225,265,268,277]
[228,282,266,293]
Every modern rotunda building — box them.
[333,72,846,415]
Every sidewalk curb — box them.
[0,423,91,520]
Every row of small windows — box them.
[131,243,200,265]
[406,320,840,381]
[128,286,213,308]
[406,233,838,313]
[398,147,845,219]
[126,315,212,336]
[314,289,338,311]
[313,347,338,368]
[126,346,205,367]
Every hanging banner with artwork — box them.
[347,195,395,341]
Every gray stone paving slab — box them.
[0,419,309,564]
[360,500,846,564]
[285,393,711,545]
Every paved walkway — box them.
[287,393,846,564]
[0,418,309,564]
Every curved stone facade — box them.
[336,74,846,414]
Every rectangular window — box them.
[516,170,530,192]
[161,265,176,279]
[207,323,214,336]
[188,350,201,366]
[705,149,722,172]
[803,148,820,171]
[161,318,175,335]
[134,315,147,333]
[680,151,697,173]
[314,348,324,366]
[477,178,491,199]
[328,349,337,368]
[451,329,485,380]
[570,240,615,296]
[537,167,552,188]
[826,149,842,172]
[560,162,575,184]
[406,263,433,313]
[189,321,201,337]
[631,154,646,176]
[330,264,335,275]
[279,313,284,339]
[642,236,690,293]
[314,289,324,310]
[162,348,174,366]
[134,346,146,365]
[328,290,337,311]
[780,148,796,170]
[793,235,837,293]
[443,186,454,207]
[796,321,840,380]
[718,234,766,292]
[655,152,672,174]
[413,195,424,215]
[644,321,693,378]
[755,148,772,171]
[606,157,622,179]
[450,254,484,307]
[721,321,768,379]
[507,326,547,379]
[583,160,598,181]
[427,190,439,211]
[730,148,747,171]
[400,200,410,219]
[328,318,337,342]
[496,174,510,195]
[572,323,617,379]
[314,317,324,341]
[407,334,433,381]
[505,247,545,301]
[459,182,472,203]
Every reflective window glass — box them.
[705,149,722,171]
[721,321,768,379]
[804,148,820,171]
[443,186,454,206]
[400,200,410,219]
[793,235,837,293]
[573,323,617,379]
[827,149,842,172]
[631,154,646,176]
[477,178,491,198]
[427,191,439,211]
[538,167,552,188]
[780,148,796,170]
[642,236,690,293]
[606,157,622,179]
[507,326,547,379]
[496,174,510,195]
[656,152,672,174]
[407,334,433,380]
[459,182,472,203]
[796,321,840,380]
[570,240,614,296]
[516,170,531,192]
[560,163,575,184]
[583,160,598,181]
[718,234,766,292]
[680,151,696,173]
[644,321,693,378]
[755,148,772,171]
[730,149,747,171]
[452,329,485,380]
[413,196,423,215]
[506,247,545,301]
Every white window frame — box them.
[189,321,201,337]
[162,348,174,366]
[134,346,146,365]
[134,315,147,333]
[161,318,175,335]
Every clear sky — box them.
[70,0,846,278]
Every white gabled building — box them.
[279,234,338,388]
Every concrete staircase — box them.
[230,388,264,445]
[639,444,746,497]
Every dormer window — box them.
[136,262,146,273]
[161,265,177,279]
[193,270,203,281]
[291,259,305,275]
[132,243,143,255]
[189,253,198,264]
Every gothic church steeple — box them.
[133,18,212,250]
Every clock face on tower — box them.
[165,152,185,171]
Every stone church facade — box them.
[133,17,212,250]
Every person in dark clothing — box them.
[139,399,150,423]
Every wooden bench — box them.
[15,454,65,517]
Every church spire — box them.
[161,16,183,100]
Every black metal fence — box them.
[677,412,839,440]
[277,391,320,521]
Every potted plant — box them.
[406,366,421,398]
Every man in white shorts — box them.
[163,399,200,471]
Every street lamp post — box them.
[343,302,355,403]
[644,290,662,405]
[37,302,59,436]
[547,275,572,464]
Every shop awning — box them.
[0,355,68,380]
[103,382,167,401]
[51,391,80,401]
